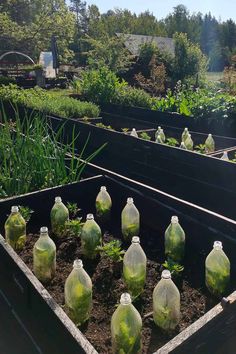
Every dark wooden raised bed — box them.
[101,103,236,138]
[1,101,236,220]
[81,112,236,154]
[1,174,236,354]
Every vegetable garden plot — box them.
[1,174,236,353]
[101,103,236,138]
[81,112,236,154]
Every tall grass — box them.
[0,109,105,198]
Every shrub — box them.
[114,85,152,109]
[0,85,100,118]
[81,66,127,104]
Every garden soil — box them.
[19,224,218,354]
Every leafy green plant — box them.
[139,132,151,141]
[165,137,179,147]
[0,85,100,118]
[0,108,105,197]
[18,206,34,223]
[62,218,84,238]
[121,128,129,133]
[195,144,206,154]
[66,202,81,218]
[95,122,115,130]
[96,240,125,262]
[162,259,184,278]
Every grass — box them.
[0,107,105,198]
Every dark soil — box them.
[18,223,219,354]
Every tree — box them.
[0,0,76,62]
[83,34,133,74]
[173,33,208,81]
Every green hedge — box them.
[79,68,236,119]
[0,85,100,118]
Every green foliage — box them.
[0,85,100,118]
[121,128,129,133]
[18,206,34,223]
[195,144,206,154]
[114,85,152,109]
[0,108,104,197]
[62,218,84,237]
[96,240,125,262]
[81,66,127,104]
[162,259,184,277]
[95,123,115,131]
[0,1,76,62]
[0,76,16,86]
[139,132,151,141]
[173,33,208,82]
[165,137,179,147]
[83,34,133,74]
[66,202,81,218]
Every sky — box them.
[84,0,236,22]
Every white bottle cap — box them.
[40,226,48,234]
[87,213,94,220]
[171,216,179,224]
[11,206,19,213]
[213,241,223,250]
[127,197,134,204]
[120,293,132,305]
[162,270,171,279]
[55,196,62,203]
[73,259,83,268]
[100,186,107,191]
[132,236,140,243]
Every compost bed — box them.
[18,224,217,354]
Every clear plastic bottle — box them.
[5,206,26,250]
[205,134,215,153]
[181,127,189,143]
[185,133,193,150]
[153,270,180,331]
[65,259,92,326]
[111,293,142,354]
[121,198,140,242]
[33,227,56,283]
[205,241,230,297]
[155,133,164,144]
[81,213,102,259]
[165,216,185,262]
[221,151,229,161]
[123,236,147,299]
[180,141,187,150]
[95,186,112,221]
[155,126,162,140]
[159,128,166,143]
[130,128,138,138]
[50,196,69,236]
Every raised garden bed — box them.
[80,113,236,154]
[101,103,236,138]
[2,101,236,220]
[1,174,236,354]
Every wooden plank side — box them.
[0,235,98,354]
[154,292,236,354]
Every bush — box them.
[114,85,152,109]
[0,85,100,118]
[81,66,127,104]
[0,76,16,86]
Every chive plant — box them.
[0,109,104,197]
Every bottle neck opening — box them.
[55,196,62,203]
[73,259,83,269]
[127,197,134,205]
[132,236,140,244]
[120,293,132,305]
[11,206,19,213]
[87,213,94,220]
[162,270,171,279]
[213,241,223,250]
